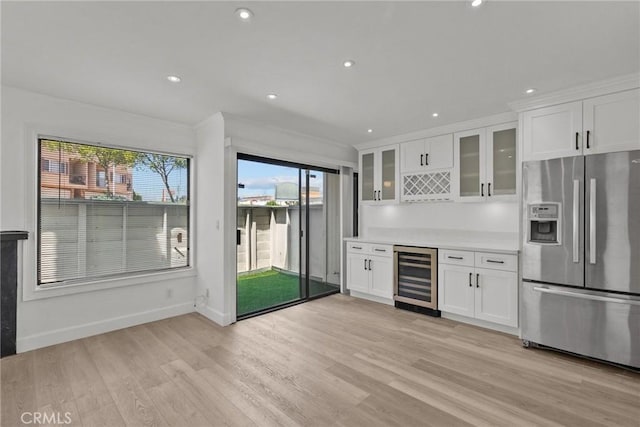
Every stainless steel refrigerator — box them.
[521,150,640,368]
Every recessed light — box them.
[471,0,483,7]
[267,93,278,100]
[367,129,373,133]
[432,113,439,118]
[525,88,536,94]
[167,75,181,83]
[235,8,253,21]
[508,155,513,159]
[343,60,355,68]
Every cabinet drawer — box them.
[347,242,370,254]
[475,252,517,272]
[371,244,393,256]
[439,249,475,267]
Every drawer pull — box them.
[374,248,387,252]
[486,259,505,264]
[352,246,363,250]
[447,256,464,260]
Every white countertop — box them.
[344,227,519,254]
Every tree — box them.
[136,154,187,203]
[42,140,139,196]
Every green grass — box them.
[237,269,338,316]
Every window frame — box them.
[24,130,196,301]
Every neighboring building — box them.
[40,146,133,199]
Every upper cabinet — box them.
[454,122,517,202]
[400,134,453,174]
[360,145,399,205]
[400,134,454,202]
[523,88,640,161]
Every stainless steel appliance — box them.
[521,151,640,368]
[393,246,439,316]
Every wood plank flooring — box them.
[2,294,639,426]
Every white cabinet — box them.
[438,250,518,328]
[360,145,399,205]
[583,89,640,155]
[523,88,640,161]
[454,122,517,202]
[346,243,393,299]
[400,134,454,202]
[400,134,453,174]
[522,101,583,161]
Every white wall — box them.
[361,201,519,235]
[1,86,197,351]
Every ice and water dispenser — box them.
[527,203,560,244]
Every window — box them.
[38,139,190,286]
[41,159,68,174]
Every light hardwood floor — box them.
[2,294,639,426]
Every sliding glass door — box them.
[236,155,339,318]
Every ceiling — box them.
[2,1,639,146]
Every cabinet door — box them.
[400,139,426,174]
[583,89,640,155]
[360,150,376,203]
[425,134,453,170]
[437,264,474,316]
[486,123,517,199]
[454,128,486,202]
[369,255,393,298]
[523,101,583,161]
[347,253,370,293]
[379,147,398,203]
[474,268,518,327]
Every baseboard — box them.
[195,304,233,326]
[441,312,520,336]
[349,290,394,306]
[16,302,194,353]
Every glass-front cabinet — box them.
[454,122,517,202]
[359,145,399,205]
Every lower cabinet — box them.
[438,250,518,328]
[346,243,393,299]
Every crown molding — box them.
[354,111,517,151]
[509,73,640,112]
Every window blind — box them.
[38,139,190,285]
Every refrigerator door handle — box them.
[533,286,640,306]
[572,179,580,263]
[589,178,596,264]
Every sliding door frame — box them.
[236,153,340,320]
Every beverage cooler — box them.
[393,246,440,316]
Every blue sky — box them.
[133,166,188,202]
[237,159,324,198]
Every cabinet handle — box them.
[368,259,372,270]
[364,259,367,270]
[425,153,429,166]
[481,183,484,197]
[586,130,590,149]
[476,273,480,288]
[448,256,464,260]
[575,132,579,150]
[374,248,386,252]
[488,183,492,197]
[486,259,504,264]
[420,154,424,166]
[352,246,362,250]
[469,272,472,287]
